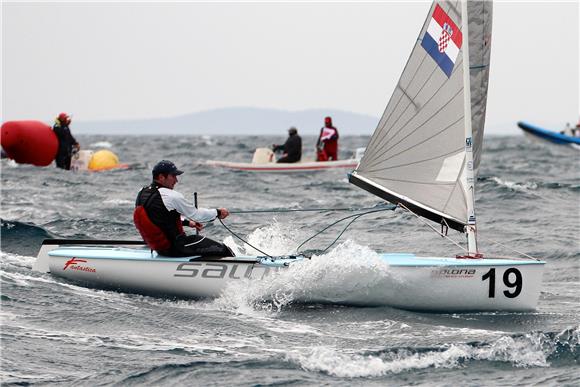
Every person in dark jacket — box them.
[134,160,234,258]
[273,127,302,163]
[316,116,339,161]
[52,112,80,170]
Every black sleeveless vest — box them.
[135,183,182,241]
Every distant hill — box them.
[72,107,380,136]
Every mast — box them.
[461,1,478,254]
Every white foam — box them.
[491,177,538,192]
[213,240,393,314]
[290,330,562,377]
[102,198,133,205]
[223,219,300,256]
[89,141,112,148]
[1,251,36,269]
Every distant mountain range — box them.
[73,107,380,136]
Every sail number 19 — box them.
[481,268,522,298]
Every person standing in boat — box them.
[272,127,302,163]
[316,116,339,161]
[52,112,80,170]
[134,160,234,257]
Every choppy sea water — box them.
[1,135,579,386]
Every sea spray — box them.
[214,240,393,313]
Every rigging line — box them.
[295,208,394,253]
[476,235,540,261]
[363,146,463,175]
[398,203,467,252]
[218,218,273,258]
[229,205,393,214]
[318,214,364,254]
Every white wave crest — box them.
[89,141,113,148]
[290,328,579,377]
[213,240,394,314]
[492,177,538,192]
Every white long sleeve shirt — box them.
[158,188,218,223]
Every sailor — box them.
[134,160,234,257]
[272,127,302,163]
[52,112,80,170]
[316,116,339,161]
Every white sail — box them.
[350,0,492,232]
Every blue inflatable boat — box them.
[518,121,580,148]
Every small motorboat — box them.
[517,121,580,150]
[206,148,364,172]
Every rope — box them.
[397,203,467,253]
[296,208,392,253]
[476,235,541,261]
[218,218,273,258]
[217,205,396,258]
[229,204,395,214]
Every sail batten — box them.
[351,0,492,231]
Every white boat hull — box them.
[206,159,359,172]
[34,240,545,312]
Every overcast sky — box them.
[2,1,579,135]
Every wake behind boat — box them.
[517,121,580,150]
[207,147,363,172]
[33,0,545,313]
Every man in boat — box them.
[316,116,339,161]
[134,160,234,257]
[52,112,80,170]
[272,127,302,163]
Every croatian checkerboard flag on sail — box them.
[421,4,463,78]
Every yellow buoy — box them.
[88,149,120,171]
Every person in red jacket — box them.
[134,160,234,257]
[316,116,339,161]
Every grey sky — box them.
[3,1,579,135]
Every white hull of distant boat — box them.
[206,158,359,172]
[34,240,544,312]
[206,147,362,172]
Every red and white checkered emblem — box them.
[438,23,454,53]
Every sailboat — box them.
[33,1,544,312]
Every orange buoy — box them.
[1,121,58,166]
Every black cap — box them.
[288,127,298,135]
[152,160,184,176]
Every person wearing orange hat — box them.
[316,116,339,161]
[52,112,80,169]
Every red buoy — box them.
[1,121,58,166]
